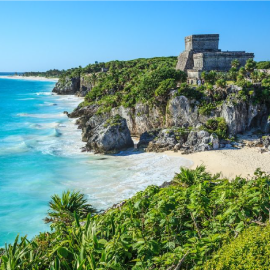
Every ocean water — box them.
[0,76,192,246]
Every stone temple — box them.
[176,34,254,80]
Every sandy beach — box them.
[165,147,270,179]
[0,75,58,82]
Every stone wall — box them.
[193,52,254,71]
[175,50,194,71]
[185,34,219,51]
[176,34,254,75]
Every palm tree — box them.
[231,59,240,69]
[173,166,207,186]
[44,190,96,225]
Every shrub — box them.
[204,117,228,138]
[231,59,240,69]
[256,61,270,69]
[238,67,246,77]
[245,59,256,73]
[201,70,217,84]
[203,225,270,270]
[177,83,204,100]
[199,103,217,116]
[216,79,227,88]
[2,168,270,269]
[155,78,176,97]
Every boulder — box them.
[210,134,219,150]
[85,115,134,154]
[262,136,270,148]
[145,128,188,152]
[137,130,160,149]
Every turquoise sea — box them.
[0,76,191,246]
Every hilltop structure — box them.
[176,34,254,81]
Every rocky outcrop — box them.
[111,103,164,135]
[79,75,93,97]
[166,96,200,128]
[53,77,80,95]
[65,82,270,155]
[143,128,217,154]
[219,99,268,135]
[167,94,270,136]
[53,76,92,97]
[83,115,134,154]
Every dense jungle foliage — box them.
[76,57,187,111]
[1,166,270,270]
[57,57,270,118]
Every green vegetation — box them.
[203,117,228,139]
[1,166,270,269]
[57,57,187,110]
[256,60,270,69]
[54,57,270,122]
[44,190,96,228]
[23,69,64,78]
[103,114,123,128]
[201,71,217,84]
[204,225,270,270]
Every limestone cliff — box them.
[59,81,269,154]
[53,77,80,95]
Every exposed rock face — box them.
[137,130,160,149]
[167,94,270,136]
[63,79,270,155]
[84,115,134,154]
[210,134,219,150]
[220,100,269,135]
[144,128,216,154]
[112,103,164,135]
[53,77,80,95]
[53,76,92,97]
[167,96,200,127]
[79,76,93,97]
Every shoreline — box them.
[165,147,270,179]
[0,75,58,82]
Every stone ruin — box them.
[176,34,254,81]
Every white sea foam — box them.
[35,92,52,96]
[38,102,58,107]
[17,98,36,101]
[29,122,59,129]
[0,141,29,155]
[17,113,66,118]
[63,151,193,209]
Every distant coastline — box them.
[0,75,58,82]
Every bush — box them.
[257,61,270,69]
[177,83,204,100]
[204,225,270,270]
[245,59,256,73]
[201,70,217,84]
[2,167,270,269]
[155,78,176,97]
[204,117,228,138]
[216,79,227,88]
[231,59,240,69]
[199,103,217,116]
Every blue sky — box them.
[0,1,269,72]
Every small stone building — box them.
[176,34,254,82]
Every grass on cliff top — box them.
[1,166,270,270]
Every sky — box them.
[0,1,270,72]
